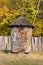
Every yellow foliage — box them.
[0,19,7,26]
[14,10,20,16]
[0,5,9,16]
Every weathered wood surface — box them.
[0,36,43,52]
[11,27,32,53]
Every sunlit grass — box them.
[0,51,43,65]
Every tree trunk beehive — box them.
[11,27,32,53]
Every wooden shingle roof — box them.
[8,15,34,28]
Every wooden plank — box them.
[32,37,35,51]
[35,37,39,51]
[39,37,42,51]
[41,37,43,51]
[0,36,3,50]
[2,36,5,50]
[4,36,9,50]
[8,36,11,51]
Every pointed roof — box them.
[8,15,34,28]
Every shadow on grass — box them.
[2,50,11,53]
[2,50,19,54]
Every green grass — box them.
[30,51,43,55]
[0,51,43,65]
[3,58,43,65]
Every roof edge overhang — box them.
[8,25,34,29]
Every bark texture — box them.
[11,27,32,53]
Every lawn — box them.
[0,51,43,65]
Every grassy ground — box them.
[0,51,43,65]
